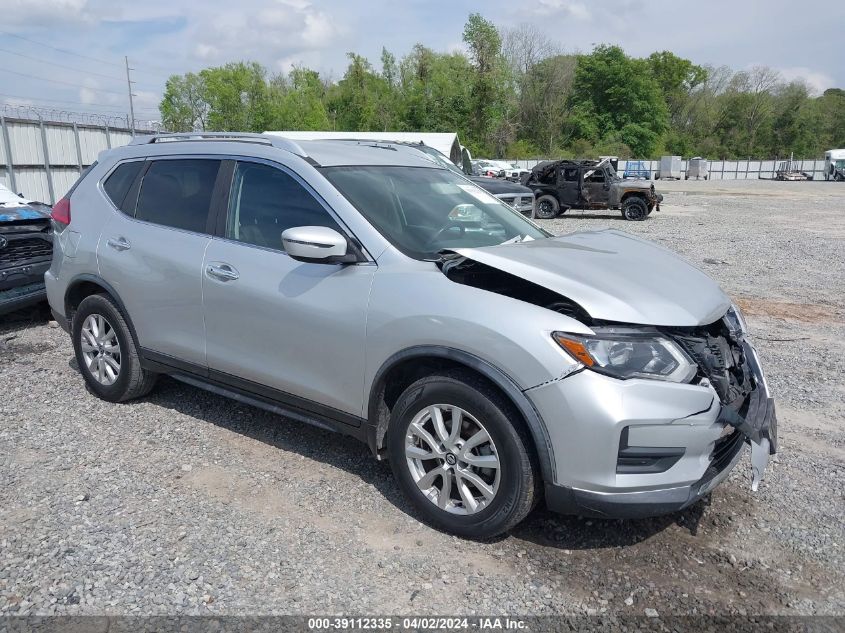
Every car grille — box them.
[0,236,53,268]
[668,318,754,406]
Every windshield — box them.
[836,159,845,169]
[411,144,465,176]
[322,166,549,260]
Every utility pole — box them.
[125,56,136,136]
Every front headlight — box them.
[552,328,697,383]
[725,303,747,337]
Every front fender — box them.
[366,345,559,483]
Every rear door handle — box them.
[106,236,131,251]
[206,262,240,282]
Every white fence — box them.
[512,158,826,180]
[0,116,156,204]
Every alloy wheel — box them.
[80,314,122,385]
[404,404,501,515]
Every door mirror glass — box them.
[281,226,355,264]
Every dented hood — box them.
[452,229,731,327]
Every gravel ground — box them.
[1,179,843,618]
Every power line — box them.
[0,47,125,82]
[0,46,163,90]
[0,67,129,96]
[0,29,177,79]
[0,29,123,68]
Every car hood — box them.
[614,178,651,190]
[0,204,52,223]
[469,176,533,195]
[451,229,730,327]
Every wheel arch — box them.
[65,274,141,349]
[366,345,556,483]
[533,187,561,203]
[620,190,648,203]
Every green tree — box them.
[199,62,271,132]
[267,67,331,130]
[160,72,208,132]
[326,53,396,131]
[397,46,474,137]
[569,46,668,156]
[462,13,509,154]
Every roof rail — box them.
[128,132,308,158]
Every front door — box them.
[97,158,222,367]
[201,159,375,420]
[582,167,611,208]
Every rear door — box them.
[556,166,580,208]
[201,158,374,420]
[97,157,224,368]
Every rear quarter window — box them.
[102,161,144,212]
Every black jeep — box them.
[521,158,663,221]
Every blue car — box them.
[0,184,53,315]
[624,161,651,180]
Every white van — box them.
[824,149,845,181]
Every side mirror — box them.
[281,226,358,264]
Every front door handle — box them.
[106,236,131,251]
[206,262,240,282]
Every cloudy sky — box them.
[1,0,841,125]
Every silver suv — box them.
[45,133,777,538]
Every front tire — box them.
[534,195,560,219]
[387,370,539,538]
[622,196,649,221]
[72,293,157,402]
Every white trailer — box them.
[656,155,682,180]
[824,149,845,181]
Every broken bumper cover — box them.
[541,341,777,519]
[545,436,744,519]
[0,281,47,315]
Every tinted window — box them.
[103,161,143,211]
[135,159,220,233]
[226,161,341,251]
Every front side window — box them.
[322,165,549,261]
[585,169,605,183]
[226,161,342,251]
[135,159,220,233]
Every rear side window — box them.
[135,159,220,233]
[103,161,143,212]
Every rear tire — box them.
[534,195,560,219]
[387,370,539,538]
[72,293,157,403]
[622,196,649,221]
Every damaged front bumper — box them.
[534,339,777,520]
